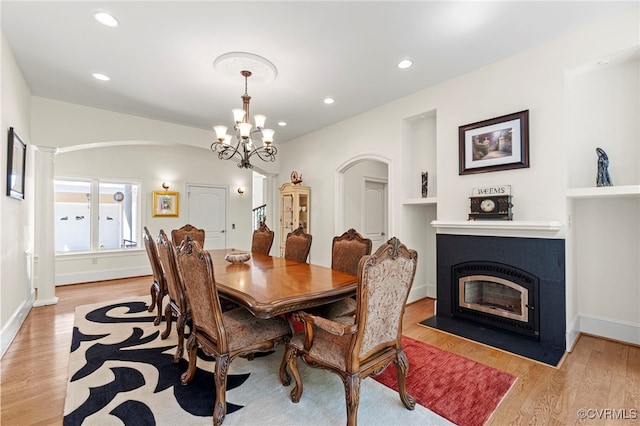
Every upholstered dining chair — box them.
[171,224,205,247]
[143,226,167,326]
[279,237,418,426]
[175,237,291,426]
[251,222,275,255]
[156,229,191,362]
[284,224,312,263]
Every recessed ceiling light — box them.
[92,73,110,81]
[278,121,287,127]
[323,98,335,105]
[94,12,119,27]
[397,59,413,69]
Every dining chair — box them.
[143,226,167,326]
[175,237,291,426]
[156,229,191,362]
[251,222,275,255]
[279,237,418,426]
[284,224,312,263]
[171,224,205,247]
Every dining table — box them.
[207,249,357,319]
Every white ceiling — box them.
[2,1,636,144]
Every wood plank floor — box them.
[2,276,639,425]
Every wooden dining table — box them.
[207,249,357,319]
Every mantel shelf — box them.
[430,220,564,238]
[402,197,437,205]
[566,185,640,199]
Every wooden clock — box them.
[469,194,513,220]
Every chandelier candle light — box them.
[211,70,277,169]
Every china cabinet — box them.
[279,183,310,257]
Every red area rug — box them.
[374,336,516,426]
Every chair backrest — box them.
[171,224,205,247]
[143,226,164,290]
[251,222,275,255]
[157,230,188,312]
[331,228,372,275]
[284,225,312,263]
[175,237,229,352]
[351,237,417,366]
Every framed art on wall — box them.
[152,191,179,217]
[6,127,26,200]
[459,110,529,175]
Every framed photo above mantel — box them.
[6,127,26,200]
[459,110,529,175]
[152,191,179,217]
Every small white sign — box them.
[472,185,511,196]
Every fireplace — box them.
[452,262,539,339]
[422,233,566,366]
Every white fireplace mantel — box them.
[430,220,564,239]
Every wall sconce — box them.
[237,187,245,195]
[162,182,170,191]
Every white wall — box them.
[1,33,34,356]
[276,11,639,343]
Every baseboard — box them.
[566,315,581,352]
[1,291,35,358]
[55,266,150,286]
[579,314,640,346]
[407,282,428,304]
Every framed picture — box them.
[6,127,26,200]
[152,191,179,217]
[459,110,529,175]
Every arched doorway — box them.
[335,155,392,252]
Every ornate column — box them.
[33,146,58,306]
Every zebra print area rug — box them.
[63,297,454,425]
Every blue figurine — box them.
[596,147,612,187]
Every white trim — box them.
[430,220,564,239]
[1,291,35,358]
[579,314,640,346]
[566,315,581,352]
[55,266,150,286]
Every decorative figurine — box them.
[596,147,613,187]
[290,171,303,185]
[421,172,428,198]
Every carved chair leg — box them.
[153,291,164,326]
[345,375,362,426]
[148,283,157,312]
[212,355,230,426]
[286,348,304,403]
[180,335,198,384]
[279,344,295,386]
[395,349,416,410]
[161,304,173,339]
[174,314,185,362]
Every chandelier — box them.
[211,70,277,169]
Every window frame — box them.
[54,176,143,254]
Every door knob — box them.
[220,230,225,233]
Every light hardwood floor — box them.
[1,276,639,425]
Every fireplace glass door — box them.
[459,275,528,323]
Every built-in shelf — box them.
[566,185,640,199]
[431,220,564,238]
[402,197,437,205]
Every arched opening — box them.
[335,154,392,252]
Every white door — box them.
[187,184,227,249]
[363,179,388,252]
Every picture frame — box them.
[6,127,26,200]
[152,191,179,217]
[459,110,529,175]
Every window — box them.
[55,178,141,253]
